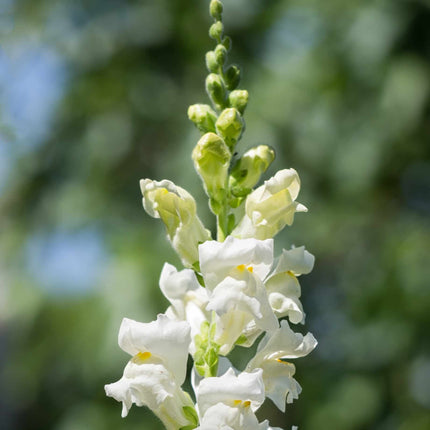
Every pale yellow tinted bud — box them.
[192,133,231,212]
[232,169,307,240]
[140,179,211,267]
[215,108,244,149]
[230,145,275,197]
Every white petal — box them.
[197,368,265,416]
[118,314,191,384]
[259,360,301,411]
[199,237,274,289]
[232,169,306,240]
[208,275,278,332]
[159,264,210,353]
[105,361,173,417]
[251,320,317,365]
[265,273,304,323]
[270,246,315,277]
[196,403,270,430]
[159,263,201,300]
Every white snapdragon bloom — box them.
[232,169,307,240]
[105,315,196,428]
[196,367,268,430]
[199,237,278,354]
[159,263,210,354]
[247,320,317,411]
[195,402,270,430]
[265,246,315,324]
[140,178,211,268]
[199,237,313,349]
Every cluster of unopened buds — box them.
[105,1,317,429]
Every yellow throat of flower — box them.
[236,264,253,273]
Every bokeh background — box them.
[1,0,429,429]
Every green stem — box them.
[216,210,228,241]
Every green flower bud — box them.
[215,44,227,66]
[215,108,244,149]
[222,36,232,51]
[229,145,275,197]
[209,21,223,41]
[210,0,223,20]
[205,51,218,73]
[224,65,241,91]
[228,89,249,114]
[206,73,226,110]
[188,104,217,134]
[192,132,231,211]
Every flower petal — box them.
[197,368,265,416]
[118,314,191,384]
[199,236,274,289]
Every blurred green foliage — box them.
[1,0,429,429]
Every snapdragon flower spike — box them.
[159,263,211,355]
[232,169,307,240]
[140,178,211,268]
[247,320,317,411]
[104,315,196,427]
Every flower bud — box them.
[205,51,218,73]
[188,104,217,134]
[215,44,228,66]
[222,35,232,51]
[209,21,224,41]
[215,108,244,149]
[140,179,211,267]
[228,89,249,114]
[192,133,231,211]
[229,145,275,197]
[206,73,226,109]
[224,65,241,91]
[210,0,223,20]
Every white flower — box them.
[105,357,195,428]
[199,237,278,354]
[232,169,307,240]
[159,263,211,354]
[140,178,211,267]
[105,314,195,427]
[265,246,315,324]
[247,320,317,411]
[198,237,314,350]
[199,236,274,290]
[195,402,270,430]
[195,367,270,430]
